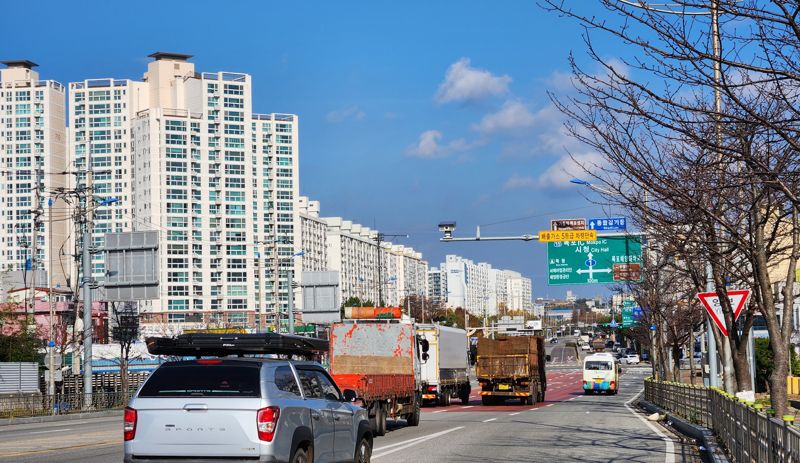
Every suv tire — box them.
[291,447,310,463]
[355,436,372,463]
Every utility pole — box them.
[82,169,94,408]
[48,196,56,398]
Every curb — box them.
[639,399,728,463]
[0,409,121,427]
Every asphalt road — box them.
[0,366,689,463]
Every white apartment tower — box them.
[69,53,299,331]
[0,61,68,291]
[297,196,327,273]
[383,244,428,307]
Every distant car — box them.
[549,337,559,344]
[581,343,591,351]
[605,340,614,349]
[620,354,640,365]
[612,343,621,352]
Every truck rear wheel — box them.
[459,385,470,405]
[439,391,451,407]
[481,395,493,406]
[406,395,421,426]
[376,403,387,436]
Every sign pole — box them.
[705,261,719,388]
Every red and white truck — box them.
[329,316,426,436]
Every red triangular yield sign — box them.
[696,289,751,337]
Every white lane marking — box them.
[509,412,521,416]
[529,408,538,411]
[546,404,554,407]
[624,389,675,463]
[28,428,71,435]
[482,417,497,422]
[431,410,446,414]
[372,426,465,459]
[461,405,474,409]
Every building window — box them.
[168,299,189,311]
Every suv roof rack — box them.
[145,333,329,359]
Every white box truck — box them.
[417,324,471,406]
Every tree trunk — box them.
[731,332,753,392]
[688,336,696,386]
[671,342,682,382]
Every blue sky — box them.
[2,0,626,299]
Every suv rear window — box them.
[139,363,261,397]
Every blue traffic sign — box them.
[650,323,657,331]
[632,306,644,320]
[610,319,618,328]
[588,217,627,231]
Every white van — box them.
[582,353,619,395]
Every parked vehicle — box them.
[126,333,372,463]
[417,324,471,406]
[583,352,619,395]
[476,336,548,405]
[329,317,425,437]
[620,354,641,365]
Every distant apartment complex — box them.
[0,61,68,291]
[439,254,532,316]
[298,196,428,308]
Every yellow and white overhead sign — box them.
[538,230,598,242]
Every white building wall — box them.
[1,62,69,289]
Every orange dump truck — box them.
[329,318,425,436]
[476,336,548,405]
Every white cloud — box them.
[408,130,444,158]
[435,58,511,104]
[326,105,366,123]
[407,130,485,159]
[473,100,544,135]
[503,174,537,191]
[537,152,605,188]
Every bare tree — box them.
[542,0,800,413]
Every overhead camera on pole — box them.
[438,222,456,240]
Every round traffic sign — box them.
[585,259,597,267]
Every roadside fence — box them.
[645,378,800,462]
[0,391,127,419]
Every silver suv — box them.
[124,355,372,462]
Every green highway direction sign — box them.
[547,235,643,285]
[622,309,633,327]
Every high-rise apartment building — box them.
[427,267,448,303]
[323,217,380,304]
[0,61,68,292]
[297,196,327,273]
[441,254,533,316]
[383,244,427,307]
[69,53,299,332]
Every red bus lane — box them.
[422,370,584,414]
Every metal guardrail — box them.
[0,391,128,419]
[645,378,800,462]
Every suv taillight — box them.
[124,407,137,441]
[257,406,280,442]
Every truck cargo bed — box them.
[332,374,416,401]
